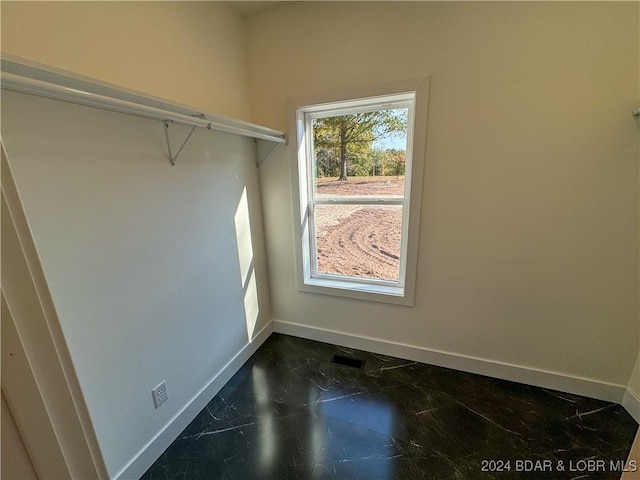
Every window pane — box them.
[312,108,408,198]
[315,205,403,282]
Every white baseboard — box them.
[114,322,274,480]
[273,320,628,407]
[623,389,640,424]
[112,318,636,480]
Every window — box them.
[290,79,429,305]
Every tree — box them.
[382,148,406,177]
[313,109,407,181]
[315,148,338,177]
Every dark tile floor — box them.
[142,334,638,479]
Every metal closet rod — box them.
[0,72,288,145]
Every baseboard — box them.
[623,389,640,424]
[111,318,635,480]
[273,320,627,406]
[114,321,274,480]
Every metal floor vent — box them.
[332,355,365,369]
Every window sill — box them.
[299,276,413,306]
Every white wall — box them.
[1,3,270,476]
[1,3,638,475]
[1,89,271,476]
[247,2,639,388]
[1,1,252,121]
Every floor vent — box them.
[332,355,365,369]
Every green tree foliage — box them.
[313,109,407,180]
[382,149,406,177]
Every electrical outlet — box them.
[152,380,168,409]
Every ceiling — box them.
[225,1,294,17]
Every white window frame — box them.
[289,78,430,306]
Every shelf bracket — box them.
[163,122,198,166]
[256,140,278,168]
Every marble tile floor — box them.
[141,334,638,479]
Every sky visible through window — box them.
[373,133,406,150]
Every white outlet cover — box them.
[152,380,168,409]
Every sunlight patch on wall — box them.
[234,187,254,284]
[244,269,259,340]
[234,187,259,340]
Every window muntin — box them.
[298,93,416,294]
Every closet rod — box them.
[0,72,288,145]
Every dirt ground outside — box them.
[315,175,405,197]
[314,176,405,281]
